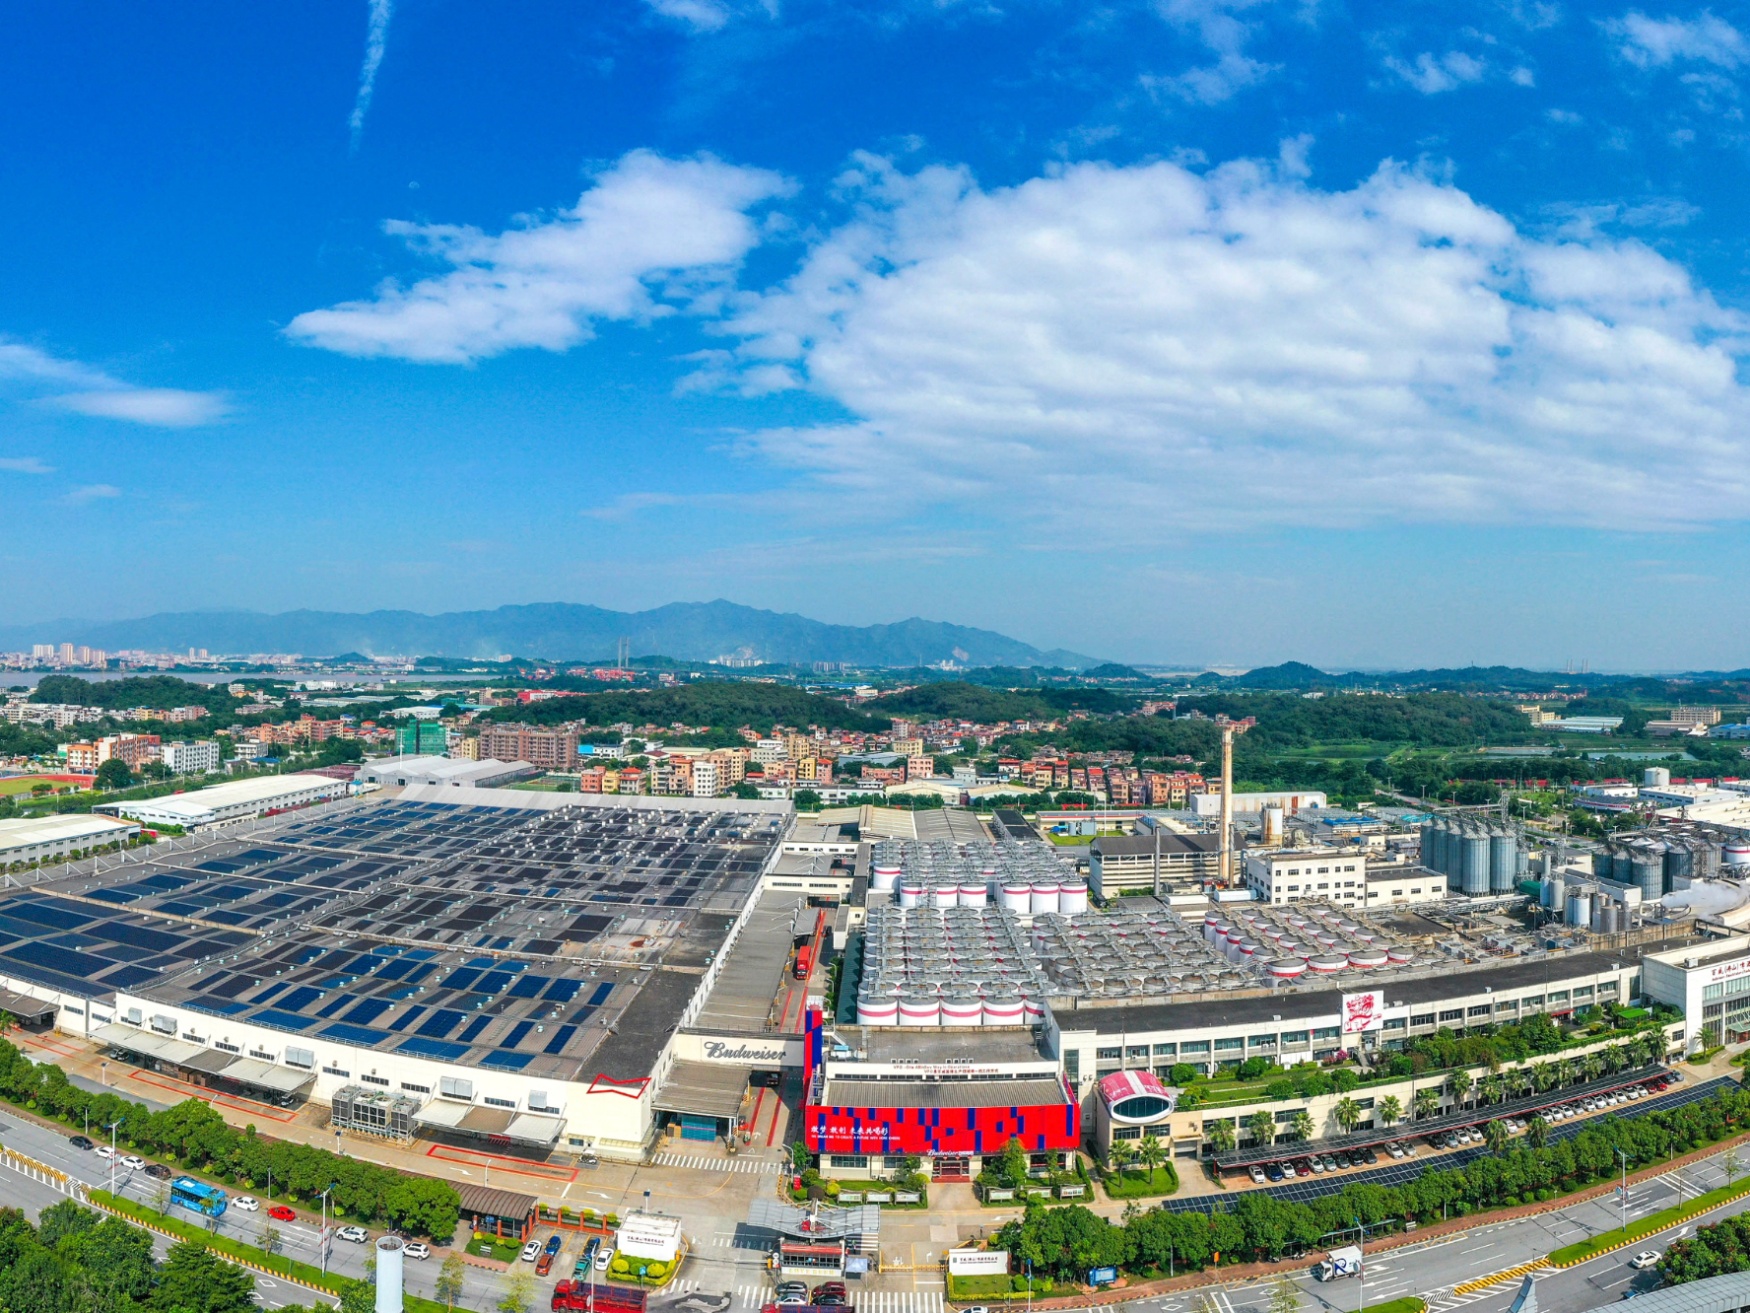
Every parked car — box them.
[337,1226,370,1244]
[1387,1143,1405,1159]
[67,1136,93,1151]
[268,1205,295,1222]
[1309,1157,1325,1174]
[544,1235,563,1256]
[1293,1159,1312,1177]
[1321,1154,1339,1171]
[94,1145,114,1160]
[775,1284,809,1300]
[521,1240,542,1262]
[234,1196,260,1212]
[144,1164,173,1180]
[1630,1252,1661,1270]
[404,1242,431,1260]
[1671,1071,1684,1082]
[594,1247,614,1272]
[1361,1147,1379,1164]
[1267,1164,1286,1182]
[120,1155,146,1171]
[537,1251,557,1277]
[1249,1165,1267,1184]
[1402,1142,1418,1158]
[775,1297,808,1307]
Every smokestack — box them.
[1219,727,1234,887]
[375,1236,404,1313]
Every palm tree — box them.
[1248,1110,1276,1146]
[1335,1097,1362,1135]
[1601,1045,1625,1074]
[1206,1121,1236,1156]
[1480,1075,1504,1106]
[1580,1051,1604,1084]
[1138,1131,1166,1183]
[1532,1061,1557,1093]
[1379,1095,1402,1128]
[1292,1110,1314,1142]
[1450,1069,1473,1110]
[1484,1120,1510,1154]
[1414,1087,1441,1121]
[1526,1115,1550,1149]
[1552,1058,1576,1088]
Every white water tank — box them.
[857,996,900,1026]
[931,886,957,909]
[1021,997,1046,1024]
[1726,842,1750,869]
[1059,880,1089,916]
[898,995,941,1027]
[1265,957,1307,979]
[1307,954,1347,974]
[1002,882,1033,912]
[940,992,983,1026]
[1347,949,1387,970]
[1030,884,1060,915]
[983,994,1023,1026]
[1645,767,1672,788]
[871,864,902,891]
[898,881,925,909]
[959,883,989,908]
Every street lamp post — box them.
[100,1061,107,1088]
[107,1121,121,1196]
[319,1183,337,1275]
[1618,1150,1629,1233]
[1353,1217,1366,1313]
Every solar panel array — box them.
[16,798,783,1081]
[1163,1076,1735,1213]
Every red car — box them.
[268,1205,296,1222]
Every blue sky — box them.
[4,0,1750,669]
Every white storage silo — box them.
[871,863,902,891]
[1002,881,1033,913]
[898,881,925,909]
[983,993,1023,1026]
[1307,954,1347,974]
[1030,883,1061,915]
[1386,947,1412,964]
[1021,996,1046,1024]
[931,885,957,909]
[940,992,983,1026]
[1347,949,1387,970]
[1059,879,1089,916]
[898,994,942,1026]
[959,882,988,908]
[1265,957,1307,980]
[857,995,900,1026]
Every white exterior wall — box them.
[163,741,221,775]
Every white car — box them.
[596,1247,615,1271]
[233,1196,260,1212]
[1387,1144,1405,1159]
[120,1155,146,1171]
[403,1242,430,1260]
[337,1226,370,1244]
[1249,1166,1266,1184]
[1630,1251,1661,1270]
[95,1145,115,1160]
[521,1240,542,1263]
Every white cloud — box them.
[349,0,394,147]
[0,338,229,427]
[1608,11,1747,68]
[286,150,789,364]
[1384,50,1489,93]
[51,388,231,427]
[711,150,1750,537]
[65,484,121,504]
[0,457,51,474]
[1145,0,1281,104]
[646,0,731,32]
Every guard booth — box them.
[456,1183,538,1242]
[777,1240,846,1281]
[653,1060,753,1144]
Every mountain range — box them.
[0,601,1101,669]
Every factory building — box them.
[1088,833,1220,896]
[102,773,352,829]
[353,755,537,788]
[0,814,141,866]
[1642,935,1750,1048]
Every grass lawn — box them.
[1362,1299,1425,1313]
[467,1235,524,1261]
[1550,1179,1750,1265]
[0,777,87,797]
[1103,1164,1180,1199]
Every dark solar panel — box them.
[442,968,482,991]
[397,1037,471,1061]
[476,972,513,995]
[509,975,547,999]
[99,965,161,989]
[5,940,111,976]
[277,986,324,1012]
[501,1020,534,1048]
[341,998,392,1025]
[137,873,192,891]
[458,1015,492,1043]
[194,860,242,874]
[320,1022,390,1046]
[386,1006,428,1032]
[253,1008,318,1032]
[542,979,582,1003]
[587,982,614,1006]
[416,1009,465,1038]
[479,1051,533,1070]
[543,1025,577,1055]
[100,923,187,954]
[4,900,93,931]
[87,888,143,905]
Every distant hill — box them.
[0,601,1100,670]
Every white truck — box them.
[1313,1246,1363,1281]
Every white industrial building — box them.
[1643,935,1750,1048]
[353,755,535,788]
[0,814,141,866]
[101,773,350,828]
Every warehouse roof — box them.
[0,814,137,854]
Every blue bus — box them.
[170,1177,228,1219]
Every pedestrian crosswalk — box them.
[653,1153,781,1174]
[731,1287,943,1313]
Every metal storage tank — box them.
[959,883,989,908]
[1726,842,1750,869]
[1307,954,1347,974]
[1001,882,1032,913]
[982,994,1023,1026]
[1546,876,1566,914]
[897,994,941,1026]
[1490,831,1517,893]
[857,995,900,1026]
[1517,849,1530,878]
[940,992,983,1026]
[1612,848,1633,884]
[871,863,902,891]
[1566,891,1593,928]
[1021,996,1046,1024]
[1265,957,1307,980]
[1386,947,1413,964]
[1348,948,1387,969]
[1664,842,1695,888]
[1029,884,1060,915]
[1631,845,1665,901]
[931,886,957,909]
[1462,828,1491,895]
[1597,902,1619,934]
[1059,880,1089,916]
[898,881,925,909]
[1421,821,1439,872]
[1592,850,1614,880]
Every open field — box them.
[0,775,92,797]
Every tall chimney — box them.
[1219,726,1234,887]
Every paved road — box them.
[1111,1145,1750,1313]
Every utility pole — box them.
[1618,1150,1629,1232]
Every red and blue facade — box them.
[802,1007,1081,1158]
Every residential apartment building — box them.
[477,723,581,771]
[66,733,161,774]
[162,741,221,776]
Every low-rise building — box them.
[100,773,350,829]
[1089,833,1220,896]
[0,814,140,866]
[162,740,221,776]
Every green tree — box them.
[1414,1087,1440,1120]
[1483,1120,1510,1154]
[1247,1111,1276,1146]
[94,758,134,791]
[384,1176,461,1237]
[1526,1116,1550,1150]
[1291,1110,1314,1142]
[339,1281,376,1313]
[1206,1121,1236,1155]
[1450,1069,1473,1109]
[1138,1131,1166,1183]
[1268,1274,1302,1313]
[151,1241,256,1313]
[1726,1145,1740,1186]
[1334,1098,1362,1135]
[437,1251,468,1310]
[1378,1095,1402,1128]
[35,1201,95,1250]
[498,1269,536,1313]
[999,1137,1031,1188]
